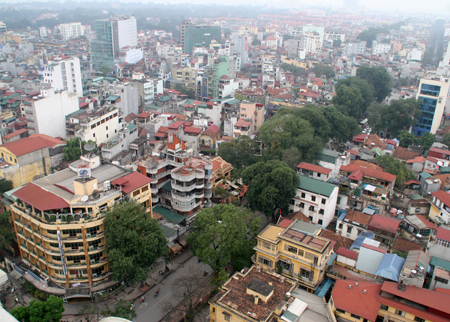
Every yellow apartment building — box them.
[10,155,152,298]
[253,220,334,291]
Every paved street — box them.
[134,256,211,322]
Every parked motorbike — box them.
[154,288,160,298]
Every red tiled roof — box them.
[348,169,363,181]
[393,146,420,160]
[436,227,450,242]
[336,247,359,260]
[431,190,450,209]
[111,172,152,194]
[352,134,368,143]
[378,296,449,322]
[368,214,401,234]
[415,215,437,230]
[183,126,202,134]
[332,280,382,321]
[404,180,420,185]
[297,162,332,175]
[340,164,396,183]
[406,156,426,164]
[348,150,359,155]
[168,120,184,130]
[391,237,422,253]
[125,113,136,123]
[430,147,450,157]
[0,137,50,156]
[278,219,293,228]
[380,281,450,316]
[2,128,27,139]
[234,119,251,127]
[136,112,151,118]
[28,134,66,149]
[157,126,169,134]
[154,132,167,138]
[361,243,387,253]
[13,183,70,211]
[349,160,384,171]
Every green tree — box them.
[105,201,166,283]
[186,204,261,273]
[63,138,93,161]
[442,132,450,148]
[313,64,335,79]
[333,39,342,47]
[356,27,388,48]
[10,295,64,322]
[234,93,247,101]
[100,64,113,75]
[321,105,361,142]
[357,66,393,102]
[252,38,261,46]
[258,112,323,162]
[280,63,306,78]
[294,106,331,143]
[101,299,137,320]
[335,77,375,112]
[0,178,13,194]
[242,160,299,219]
[375,155,416,188]
[398,130,417,148]
[332,84,366,120]
[218,135,261,172]
[418,132,436,151]
[282,147,303,170]
[0,211,16,255]
[367,99,421,137]
[174,83,196,99]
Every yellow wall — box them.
[282,59,307,69]
[428,204,440,222]
[210,304,251,322]
[0,158,51,188]
[378,305,433,322]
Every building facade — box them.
[58,23,84,41]
[43,56,83,97]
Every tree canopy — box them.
[10,295,65,322]
[375,155,416,189]
[398,130,417,148]
[313,64,335,79]
[418,132,436,151]
[321,105,361,143]
[242,160,299,218]
[442,132,450,148]
[218,135,262,175]
[186,204,261,273]
[332,84,366,120]
[356,66,393,102]
[335,77,375,113]
[174,83,196,99]
[367,99,421,137]
[101,299,136,320]
[356,27,389,48]
[0,178,13,194]
[105,201,167,283]
[0,211,16,255]
[280,63,305,78]
[63,138,94,161]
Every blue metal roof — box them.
[350,231,375,250]
[338,210,347,221]
[376,253,405,282]
[314,278,334,297]
[327,253,337,266]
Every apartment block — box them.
[43,55,83,97]
[58,23,84,41]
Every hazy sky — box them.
[1,0,449,15]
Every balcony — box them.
[171,180,196,192]
[172,171,196,182]
[171,192,196,202]
[172,201,201,212]
[195,191,204,198]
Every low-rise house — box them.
[296,162,332,182]
[289,175,338,227]
[401,215,437,241]
[316,148,350,178]
[406,156,426,172]
[418,172,441,196]
[429,256,450,290]
[208,266,296,322]
[399,250,430,287]
[367,214,401,246]
[428,190,450,226]
[336,209,372,240]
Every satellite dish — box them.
[81,195,89,202]
[84,142,96,152]
[92,190,100,199]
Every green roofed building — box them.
[289,175,339,227]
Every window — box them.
[300,202,305,209]
[380,304,388,310]
[309,206,315,211]
[317,173,321,177]
[336,308,345,314]
[277,260,292,271]
[106,126,108,130]
[319,209,324,215]
[142,185,149,192]
[318,219,323,225]
[223,313,230,322]
[106,134,109,139]
[311,196,316,202]
[67,255,84,263]
[347,226,353,234]
[62,229,82,237]
[258,256,272,267]
[93,133,95,137]
[350,313,360,319]
[435,276,449,284]
[321,198,326,205]
[133,190,140,197]
[414,317,425,322]
[395,310,405,317]
[338,223,343,229]
[301,192,306,198]
[212,308,215,313]
[285,245,298,254]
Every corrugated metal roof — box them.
[297,175,336,197]
[375,253,405,281]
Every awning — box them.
[327,253,337,266]
[314,278,334,297]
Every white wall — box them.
[117,17,137,49]
[336,255,356,268]
[28,89,79,139]
[75,109,123,145]
[43,57,83,97]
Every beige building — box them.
[10,155,152,297]
[171,66,198,90]
[239,102,265,134]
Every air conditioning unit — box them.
[89,246,94,250]
[92,273,98,278]
[86,233,91,238]
[90,259,96,264]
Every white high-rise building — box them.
[300,32,321,54]
[43,55,83,97]
[230,33,248,69]
[117,16,137,49]
[39,26,47,38]
[58,23,84,41]
[25,88,79,139]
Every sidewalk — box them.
[61,248,194,320]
